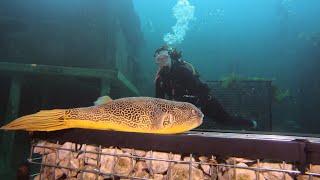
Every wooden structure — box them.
[0,61,139,177]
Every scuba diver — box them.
[153,45,257,130]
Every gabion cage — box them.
[204,80,273,131]
[28,140,320,180]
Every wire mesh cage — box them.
[28,140,320,180]
[204,80,273,131]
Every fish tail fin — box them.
[0,109,68,131]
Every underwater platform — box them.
[28,129,320,179]
[31,129,320,166]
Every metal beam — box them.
[0,62,117,79]
[0,62,139,96]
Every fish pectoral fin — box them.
[162,114,173,127]
[94,96,113,106]
[152,108,173,129]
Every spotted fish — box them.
[0,96,203,134]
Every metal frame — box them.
[31,129,320,174]
[28,136,320,180]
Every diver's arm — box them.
[177,65,210,106]
[193,75,210,106]
[155,78,165,99]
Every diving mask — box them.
[155,50,170,66]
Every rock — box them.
[198,156,216,176]
[58,158,69,175]
[134,161,148,172]
[67,178,77,180]
[58,142,77,160]
[43,166,55,180]
[252,162,294,180]
[171,153,182,161]
[114,153,136,176]
[59,158,83,177]
[170,163,204,180]
[199,156,208,162]
[223,162,265,180]
[226,157,255,164]
[99,148,123,177]
[229,157,256,164]
[81,145,98,160]
[69,158,83,176]
[145,151,169,174]
[54,168,64,179]
[145,151,181,174]
[85,157,98,167]
[203,165,217,178]
[203,174,213,180]
[33,173,48,180]
[132,170,150,179]
[122,148,147,157]
[79,165,98,180]
[42,153,58,165]
[183,156,197,167]
[308,165,320,173]
[297,175,320,180]
[33,141,60,155]
[201,164,211,175]
[153,173,165,180]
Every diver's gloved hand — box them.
[245,119,257,130]
[252,120,258,129]
[251,119,257,129]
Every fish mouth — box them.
[189,117,203,129]
[191,113,204,125]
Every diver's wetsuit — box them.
[155,60,254,129]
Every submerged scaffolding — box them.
[0,62,140,178]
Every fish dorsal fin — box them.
[94,96,113,106]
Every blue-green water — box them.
[0,0,318,134]
[134,0,320,134]
[0,0,319,178]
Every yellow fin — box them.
[0,109,68,131]
[94,96,113,106]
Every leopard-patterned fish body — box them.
[1,97,203,134]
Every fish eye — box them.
[191,109,197,116]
